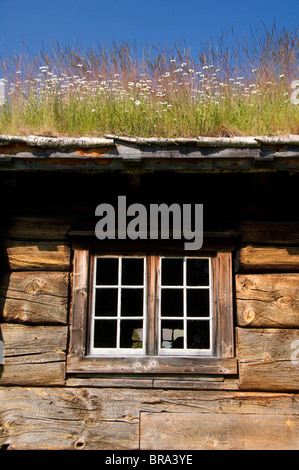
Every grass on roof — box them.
[0,24,299,138]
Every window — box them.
[159,257,212,355]
[90,256,146,355]
[67,248,236,376]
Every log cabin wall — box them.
[0,155,298,449]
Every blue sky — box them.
[0,0,298,57]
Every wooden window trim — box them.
[67,247,237,376]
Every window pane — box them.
[161,258,183,286]
[96,258,118,285]
[120,320,143,349]
[187,320,210,349]
[94,320,117,348]
[161,320,184,349]
[161,289,183,317]
[186,289,210,317]
[95,288,118,317]
[187,258,209,286]
[121,288,144,317]
[122,258,144,285]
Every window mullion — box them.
[183,257,187,350]
[116,257,122,350]
[146,255,158,356]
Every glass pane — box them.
[186,289,210,317]
[122,258,144,285]
[161,258,183,286]
[96,258,118,285]
[121,288,144,317]
[95,288,118,317]
[187,320,210,349]
[187,259,209,286]
[160,289,183,317]
[161,320,184,349]
[120,320,143,349]
[94,320,117,348]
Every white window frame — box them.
[158,256,213,356]
[89,255,147,356]
[89,254,215,358]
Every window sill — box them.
[66,355,237,375]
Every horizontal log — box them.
[237,221,299,245]
[236,274,299,327]
[1,240,70,271]
[0,388,298,450]
[0,324,67,385]
[0,135,115,148]
[237,328,299,391]
[236,245,299,272]
[1,216,73,240]
[140,412,299,450]
[0,272,69,324]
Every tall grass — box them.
[0,24,299,137]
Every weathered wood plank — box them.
[66,375,239,390]
[0,388,298,450]
[1,216,73,240]
[1,149,299,172]
[0,272,69,324]
[236,245,299,272]
[236,274,299,327]
[66,355,238,375]
[0,240,70,271]
[0,324,67,385]
[237,328,299,391]
[152,377,239,390]
[69,249,89,358]
[140,412,299,450]
[213,252,234,357]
